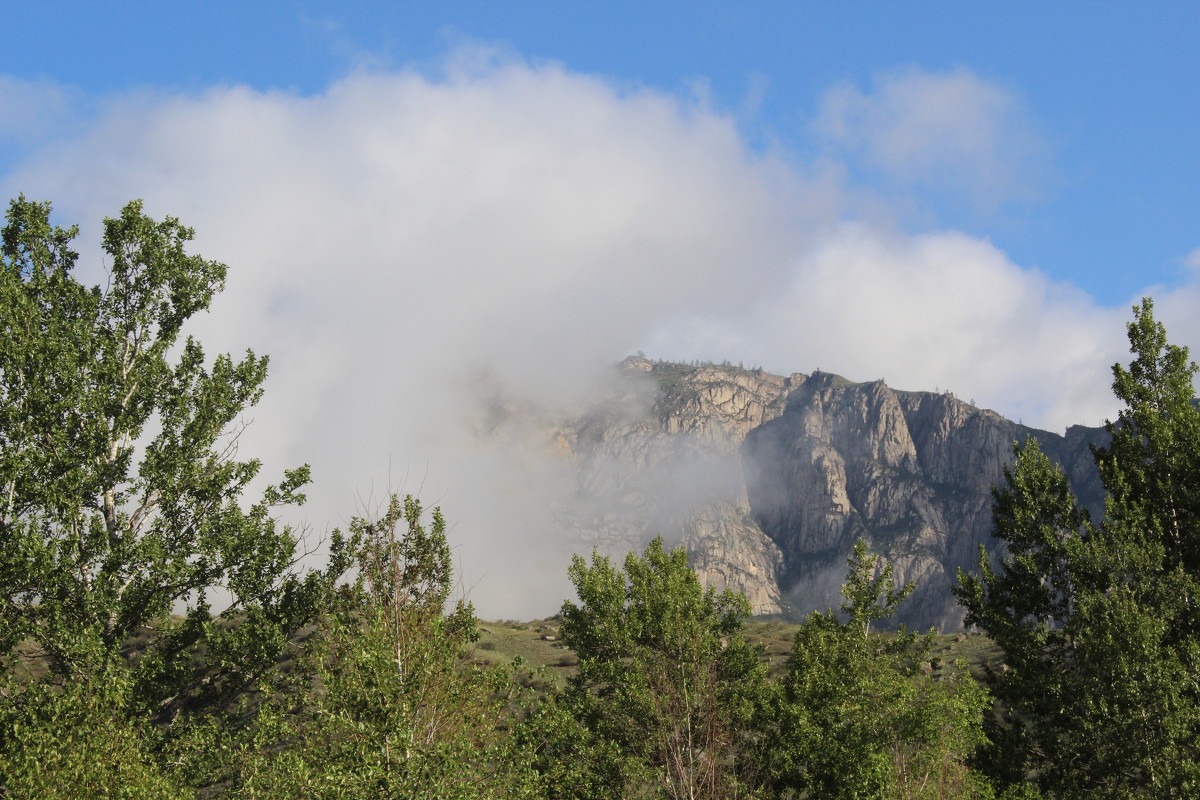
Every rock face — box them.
[547,358,794,614]
[743,372,1104,629]
[545,359,1107,629]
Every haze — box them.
[3,39,1199,617]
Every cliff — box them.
[540,358,1106,630]
[546,358,793,614]
[743,371,1103,628]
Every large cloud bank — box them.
[1,52,1193,616]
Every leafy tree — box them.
[184,494,541,799]
[0,197,346,722]
[0,669,190,799]
[762,539,993,800]
[547,537,769,800]
[956,299,1200,798]
[841,537,915,638]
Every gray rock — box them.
[526,360,1106,629]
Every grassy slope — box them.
[475,617,1006,684]
[9,616,1005,692]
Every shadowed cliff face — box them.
[754,372,1109,628]
[741,372,1105,629]
[536,359,1105,629]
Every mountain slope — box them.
[543,358,1105,630]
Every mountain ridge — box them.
[526,357,1106,630]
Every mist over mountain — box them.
[8,52,1189,624]
[498,356,1108,631]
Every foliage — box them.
[762,539,994,799]
[0,196,349,724]
[841,537,915,638]
[184,494,541,799]
[956,298,1200,798]
[5,193,1125,798]
[0,670,188,798]
[547,537,769,799]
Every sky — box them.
[3,2,1199,615]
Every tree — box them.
[0,197,345,722]
[187,494,540,799]
[762,539,993,800]
[0,669,191,799]
[841,537,914,639]
[546,538,769,800]
[956,299,1200,798]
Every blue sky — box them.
[5,2,1198,304]
[3,2,1199,613]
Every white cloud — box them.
[0,75,82,143]
[1,56,814,617]
[641,225,1129,429]
[811,66,1049,211]
[0,51,1188,616]
[1184,247,1200,273]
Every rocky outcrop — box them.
[546,359,795,614]
[539,360,1107,629]
[743,376,982,627]
[742,371,1108,629]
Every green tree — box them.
[186,494,540,799]
[0,197,345,740]
[0,670,191,799]
[546,537,769,799]
[956,299,1200,798]
[763,539,993,799]
[841,537,914,638]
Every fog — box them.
[2,50,1195,617]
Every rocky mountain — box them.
[535,358,1107,631]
